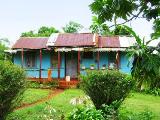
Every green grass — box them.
[20,88,51,105]
[7,89,160,120]
[120,92,160,120]
[7,89,85,120]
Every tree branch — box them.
[109,11,143,28]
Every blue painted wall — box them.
[13,51,131,79]
[119,52,132,74]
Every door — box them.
[66,52,78,78]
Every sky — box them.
[0,0,154,46]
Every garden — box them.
[5,88,160,120]
[0,1,160,120]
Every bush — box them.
[67,106,105,120]
[80,70,133,109]
[27,80,58,89]
[141,88,160,96]
[0,61,26,120]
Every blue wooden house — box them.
[11,33,135,86]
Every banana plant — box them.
[122,25,160,90]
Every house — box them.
[10,33,136,87]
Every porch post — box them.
[116,51,120,69]
[97,51,100,70]
[39,49,42,79]
[21,48,24,68]
[58,51,61,79]
[77,51,81,76]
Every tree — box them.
[90,0,160,37]
[90,16,112,35]
[62,21,83,33]
[21,26,59,37]
[123,25,160,90]
[0,44,7,60]
[37,26,59,37]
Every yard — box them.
[7,89,160,120]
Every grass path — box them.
[16,89,64,111]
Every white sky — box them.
[0,0,153,46]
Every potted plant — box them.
[102,64,106,70]
[90,64,95,70]
[81,64,86,70]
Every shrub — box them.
[0,61,26,120]
[27,80,58,89]
[141,88,160,96]
[80,70,133,110]
[67,106,105,120]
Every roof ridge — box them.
[20,37,49,38]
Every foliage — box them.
[67,106,105,120]
[62,21,83,33]
[90,0,160,38]
[119,110,154,120]
[113,25,131,36]
[0,61,26,120]
[101,102,119,120]
[38,105,64,120]
[80,70,133,109]
[0,43,8,60]
[123,25,160,90]
[0,38,10,47]
[27,81,58,89]
[21,26,59,37]
[7,89,160,120]
[142,88,160,96]
[151,18,160,39]
[90,16,112,35]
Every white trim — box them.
[4,50,17,54]
[88,48,126,52]
[55,48,84,52]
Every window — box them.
[83,52,93,59]
[51,52,58,68]
[25,52,36,68]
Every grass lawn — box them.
[7,89,160,120]
[120,92,160,120]
[20,88,51,106]
[7,89,85,120]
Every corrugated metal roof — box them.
[99,36,120,48]
[12,34,136,50]
[54,33,95,47]
[12,37,49,49]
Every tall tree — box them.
[90,0,160,37]
[62,21,83,33]
[21,26,59,37]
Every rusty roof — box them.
[12,37,49,49]
[54,33,95,47]
[98,36,120,48]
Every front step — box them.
[58,80,79,89]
